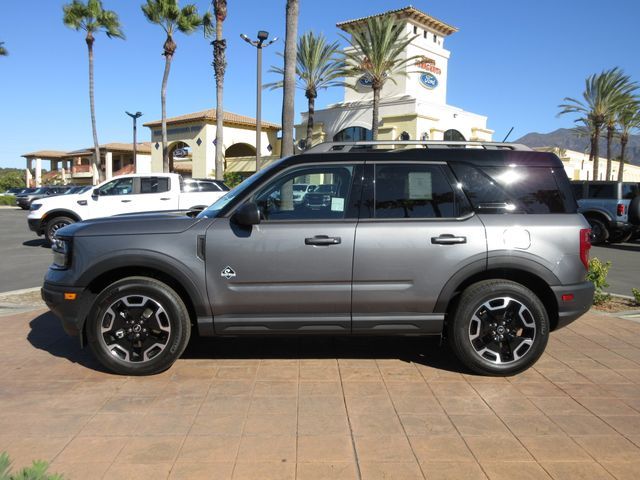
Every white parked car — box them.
[28,173,228,242]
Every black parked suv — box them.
[43,141,594,376]
[16,186,70,210]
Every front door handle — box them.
[160,197,171,201]
[431,234,467,245]
[305,235,341,246]
[121,199,132,203]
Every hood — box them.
[31,191,89,209]
[57,211,204,237]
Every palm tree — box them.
[341,15,418,140]
[204,0,227,180]
[616,102,640,182]
[280,0,299,157]
[142,0,204,173]
[559,68,635,181]
[603,73,637,179]
[266,32,344,148]
[0,42,8,56]
[63,0,124,184]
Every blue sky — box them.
[1,0,639,168]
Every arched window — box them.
[444,129,465,141]
[225,143,256,157]
[333,126,373,142]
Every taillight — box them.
[617,203,625,216]
[580,228,591,269]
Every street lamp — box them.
[240,30,277,171]
[125,111,143,173]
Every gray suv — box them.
[42,141,594,376]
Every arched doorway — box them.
[168,141,192,175]
[333,126,373,142]
[225,143,256,158]
[443,129,465,141]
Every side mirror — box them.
[232,201,261,226]
[91,189,100,199]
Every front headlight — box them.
[30,203,42,211]
[51,237,72,270]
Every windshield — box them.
[197,161,282,219]
[32,188,46,194]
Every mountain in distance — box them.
[514,128,640,166]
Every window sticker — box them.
[331,197,345,211]
[408,172,432,199]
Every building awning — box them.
[337,5,458,36]
[21,150,69,160]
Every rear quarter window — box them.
[450,163,577,214]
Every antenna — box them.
[502,127,514,142]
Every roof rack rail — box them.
[303,140,532,154]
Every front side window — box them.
[374,164,462,218]
[254,165,354,221]
[140,177,170,194]
[98,178,133,196]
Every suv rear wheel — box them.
[86,277,191,375]
[586,217,608,245]
[448,280,549,376]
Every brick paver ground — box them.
[1,308,639,479]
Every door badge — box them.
[221,266,236,280]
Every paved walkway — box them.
[0,308,639,479]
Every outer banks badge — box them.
[221,266,236,280]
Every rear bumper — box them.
[41,281,95,337]
[551,281,594,330]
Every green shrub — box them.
[223,171,252,189]
[0,196,17,206]
[0,452,64,480]
[632,288,640,306]
[587,258,611,305]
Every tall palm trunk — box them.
[305,90,316,146]
[281,0,298,157]
[86,33,102,184]
[592,124,601,180]
[161,35,176,173]
[213,1,226,180]
[605,125,614,180]
[618,135,628,182]
[372,86,381,140]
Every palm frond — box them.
[63,0,124,39]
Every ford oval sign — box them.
[420,72,438,90]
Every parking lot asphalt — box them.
[0,207,51,293]
[1,307,639,479]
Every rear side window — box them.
[140,177,170,194]
[450,163,577,214]
[623,183,640,199]
[374,164,465,218]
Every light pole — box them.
[126,111,143,172]
[240,31,277,171]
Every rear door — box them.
[352,161,487,334]
[132,176,178,212]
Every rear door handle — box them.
[431,234,467,245]
[305,235,342,246]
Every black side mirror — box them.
[232,201,261,226]
[91,189,100,199]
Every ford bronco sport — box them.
[42,141,594,376]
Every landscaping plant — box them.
[0,452,64,480]
[587,258,612,305]
[632,288,640,306]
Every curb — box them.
[0,286,41,296]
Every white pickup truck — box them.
[28,173,228,242]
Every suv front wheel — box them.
[448,280,549,376]
[86,277,191,375]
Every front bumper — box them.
[16,198,30,208]
[28,218,42,234]
[42,281,95,338]
[551,281,595,330]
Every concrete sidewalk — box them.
[0,307,639,479]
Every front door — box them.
[205,162,363,334]
[87,176,135,219]
[352,161,487,333]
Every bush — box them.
[0,452,64,480]
[632,288,640,306]
[223,171,251,189]
[587,258,611,305]
[0,196,17,206]
[0,172,25,191]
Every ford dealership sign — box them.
[420,72,438,89]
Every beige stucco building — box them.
[143,110,281,178]
[296,6,493,147]
[538,147,640,182]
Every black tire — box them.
[629,195,640,225]
[586,217,609,245]
[608,230,633,244]
[447,279,549,376]
[45,216,75,243]
[86,277,191,376]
